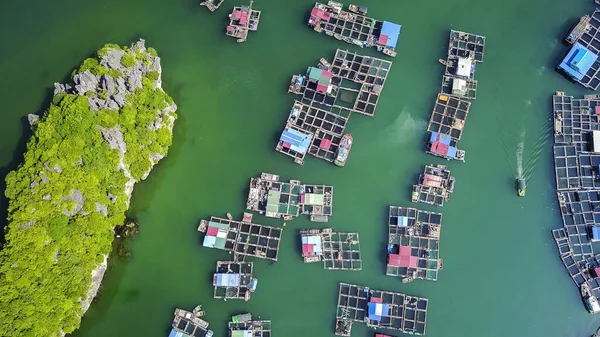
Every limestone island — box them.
[0,39,177,336]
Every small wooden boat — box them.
[439,58,447,66]
[382,48,396,57]
[348,4,367,15]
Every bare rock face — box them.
[99,126,126,153]
[28,114,40,126]
[73,70,99,95]
[62,189,85,216]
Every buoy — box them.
[283,222,287,227]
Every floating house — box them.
[198,215,282,261]
[276,125,313,165]
[556,10,600,89]
[246,172,333,222]
[226,2,261,43]
[426,132,465,162]
[334,283,428,336]
[440,30,485,100]
[170,306,213,337]
[411,164,456,206]
[377,21,401,56]
[228,313,271,337]
[558,42,599,82]
[307,66,334,94]
[300,228,362,270]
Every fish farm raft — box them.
[198,214,282,261]
[426,30,486,162]
[246,172,333,222]
[411,164,456,207]
[199,0,224,12]
[279,49,392,165]
[226,1,261,43]
[300,228,362,270]
[334,283,428,336]
[229,313,271,337]
[308,2,401,57]
[387,206,443,282]
[551,91,600,313]
[556,10,600,90]
[213,261,257,301]
[169,305,214,337]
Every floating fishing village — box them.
[164,2,492,337]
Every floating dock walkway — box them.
[246,172,333,222]
[308,2,401,57]
[556,10,600,90]
[226,1,261,43]
[279,49,392,165]
[200,0,224,12]
[229,313,271,337]
[213,261,257,301]
[387,206,443,282]
[412,164,456,206]
[170,305,214,337]
[334,283,428,336]
[198,214,282,261]
[551,91,600,313]
[300,228,362,270]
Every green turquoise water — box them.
[2,0,600,336]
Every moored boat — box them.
[334,133,353,167]
[348,4,367,15]
[581,282,600,314]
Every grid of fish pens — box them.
[427,93,471,142]
[321,6,377,43]
[553,93,600,152]
[440,74,478,100]
[331,49,392,116]
[334,283,428,336]
[387,206,443,282]
[213,261,254,300]
[557,190,597,257]
[448,30,486,62]
[228,318,271,337]
[553,145,581,190]
[322,232,362,270]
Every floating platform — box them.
[556,10,600,90]
[411,164,455,207]
[448,30,486,63]
[427,93,471,142]
[200,0,225,12]
[440,30,485,100]
[213,261,257,301]
[170,305,214,337]
[198,214,282,261]
[386,206,443,282]
[334,283,428,336]
[226,1,261,43]
[228,313,271,337]
[308,2,401,57]
[246,172,333,222]
[300,228,362,270]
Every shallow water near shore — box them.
[2,0,600,336]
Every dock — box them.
[556,10,600,90]
[200,0,224,12]
[246,172,333,222]
[198,214,282,261]
[226,1,261,43]
[334,283,428,336]
[308,2,401,57]
[278,49,392,165]
[300,228,362,270]
[550,91,600,313]
[229,313,271,337]
[386,206,443,282]
[411,164,455,206]
[213,261,257,301]
[170,305,214,337]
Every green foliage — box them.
[120,54,136,68]
[73,57,122,80]
[147,47,158,57]
[0,42,175,337]
[146,71,159,82]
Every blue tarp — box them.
[280,128,312,154]
[439,133,452,145]
[168,328,186,337]
[593,226,600,240]
[214,273,241,287]
[558,42,599,81]
[380,21,401,49]
[447,146,457,159]
[367,302,390,321]
[429,132,438,143]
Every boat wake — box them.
[516,131,525,179]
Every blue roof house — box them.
[558,42,598,81]
[367,302,390,321]
[280,128,312,154]
[378,21,402,49]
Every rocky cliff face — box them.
[19,39,177,333]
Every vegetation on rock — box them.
[0,40,176,336]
